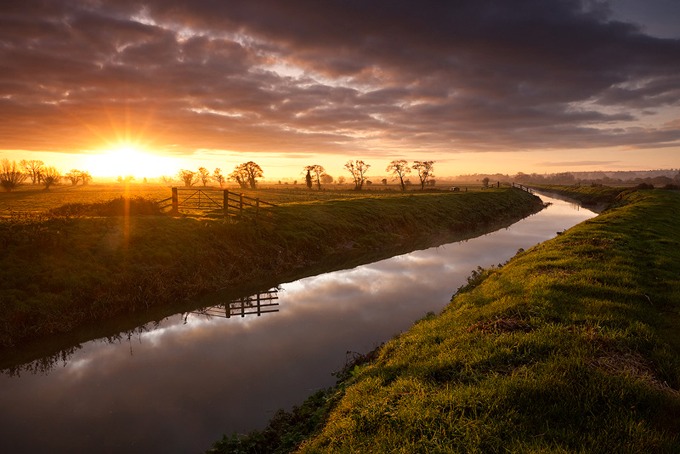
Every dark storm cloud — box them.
[0,0,679,154]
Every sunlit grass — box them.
[220,188,680,453]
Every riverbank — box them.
[211,187,680,453]
[0,188,542,349]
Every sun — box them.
[85,143,180,179]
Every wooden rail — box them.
[512,182,534,193]
[158,188,277,222]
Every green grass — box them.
[0,187,542,349]
[213,188,680,453]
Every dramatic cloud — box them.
[1,0,679,165]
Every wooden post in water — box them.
[171,187,179,214]
[223,190,229,217]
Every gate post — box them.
[239,193,244,217]
[223,189,229,217]
[171,187,179,214]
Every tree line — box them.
[174,159,436,192]
[0,159,92,192]
[1,157,438,193]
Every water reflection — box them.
[188,288,280,320]
[0,195,596,453]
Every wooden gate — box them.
[158,188,277,221]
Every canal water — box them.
[0,194,596,453]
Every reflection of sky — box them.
[0,195,595,453]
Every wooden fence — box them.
[188,288,280,319]
[512,182,534,193]
[158,188,277,221]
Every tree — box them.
[213,168,225,188]
[320,173,333,185]
[178,169,197,187]
[80,171,92,185]
[337,176,346,185]
[305,169,313,189]
[304,164,326,190]
[66,169,82,186]
[197,167,211,187]
[20,159,44,185]
[386,160,411,192]
[229,165,249,189]
[482,177,490,188]
[1,159,27,192]
[231,161,263,189]
[41,166,61,190]
[344,160,370,190]
[412,160,435,190]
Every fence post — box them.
[171,187,179,214]
[223,190,229,217]
[239,193,244,217]
[256,198,260,219]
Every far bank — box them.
[0,188,543,349]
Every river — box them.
[0,193,596,453]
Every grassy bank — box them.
[212,188,680,453]
[0,188,542,349]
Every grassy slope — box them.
[0,188,542,349]
[292,189,680,453]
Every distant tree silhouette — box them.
[41,166,61,190]
[213,168,225,188]
[305,169,313,189]
[230,161,263,189]
[344,160,370,190]
[386,160,411,191]
[20,159,44,185]
[198,167,211,187]
[413,160,435,190]
[80,171,92,185]
[482,177,490,188]
[305,164,326,190]
[321,173,334,185]
[178,169,198,187]
[1,159,27,192]
[66,169,82,186]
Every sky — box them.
[0,0,679,180]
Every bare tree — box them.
[20,159,44,185]
[66,169,82,186]
[41,166,61,190]
[231,161,263,189]
[229,165,249,189]
[197,167,211,187]
[344,160,370,190]
[412,160,435,190]
[305,169,313,189]
[80,171,92,185]
[386,160,411,191]
[178,169,197,187]
[213,168,225,188]
[1,159,27,192]
[304,164,326,190]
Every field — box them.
[0,182,493,216]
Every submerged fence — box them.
[158,188,277,221]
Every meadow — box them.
[0,184,542,348]
[210,187,680,453]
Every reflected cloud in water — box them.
[0,195,595,453]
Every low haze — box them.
[1,0,679,179]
